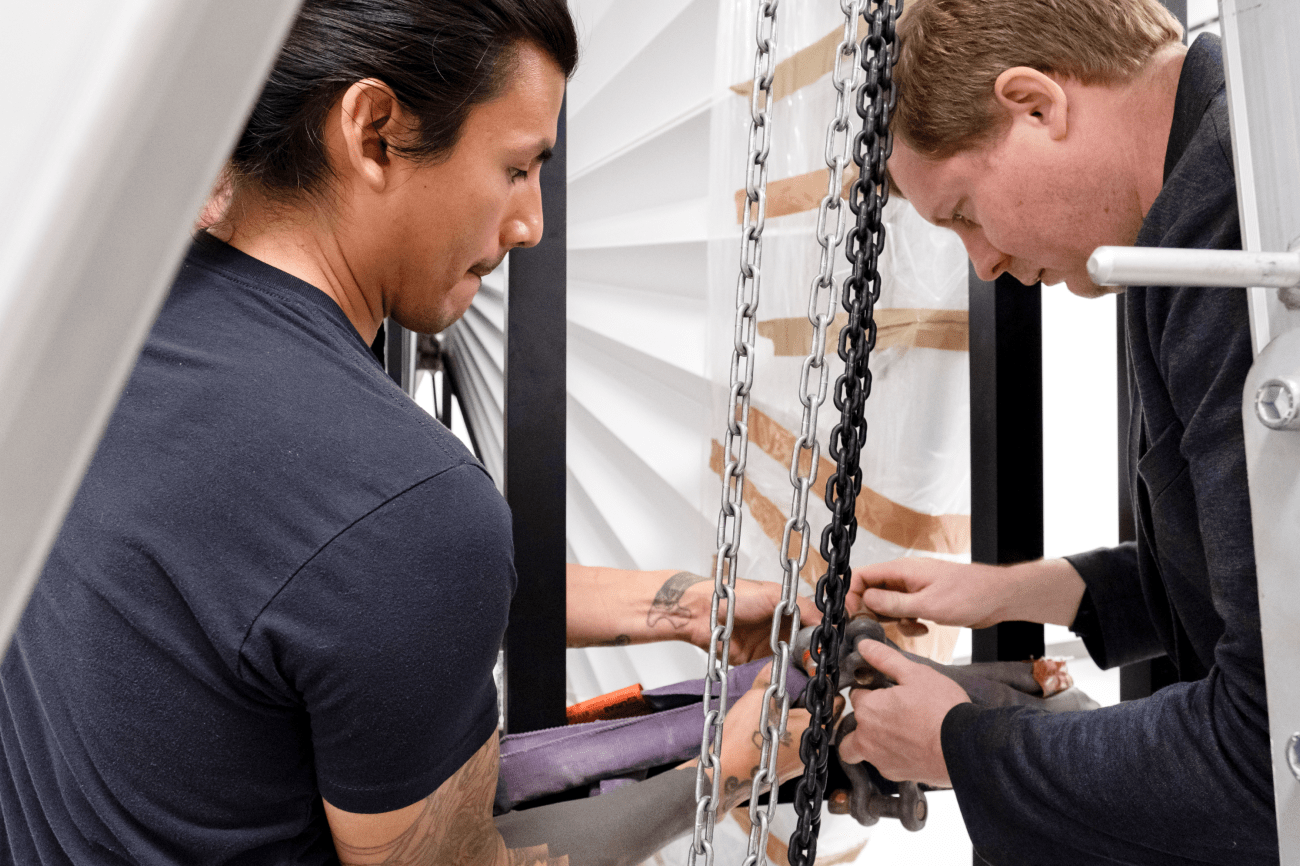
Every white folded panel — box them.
[0,0,302,655]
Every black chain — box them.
[787,2,901,863]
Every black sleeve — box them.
[1064,542,1164,669]
[940,287,1275,865]
[241,464,515,814]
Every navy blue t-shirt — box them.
[0,234,515,864]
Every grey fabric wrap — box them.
[496,658,807,813]
[495,767,698,866]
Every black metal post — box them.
[502,100,567,734]
[969,267,1046,664]
[383,320,416,394]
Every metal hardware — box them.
[1088,247,1300,289]
[1242,325,1300,860]
[692,3,779,863]
[831,715,928,832]
[1256,377,1300,430]
[787,3,902,864]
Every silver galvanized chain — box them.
[737,4,866,866]
[690,3,779,865]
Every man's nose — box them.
[962,233,1009,282]
[502,181,545,250]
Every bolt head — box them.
[1256,379,1300,430]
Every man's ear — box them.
[992,67,1068,141]
[335,78,408,193]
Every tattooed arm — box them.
[325,732,567,866]
[566,564,821,663]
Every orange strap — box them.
[566,683,652,725]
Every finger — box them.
[836,718,868,765]
[855,638,917,683]
[860,587,924,620]
[853,563,922,591]
[796,593,823,626]
[749,661,775,693]
[784,707,812,736]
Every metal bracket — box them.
[1242,326,1300,859]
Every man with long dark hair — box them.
[0,4,811,864]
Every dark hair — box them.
[231,0,578,199]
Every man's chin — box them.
[1064,276,1125,299]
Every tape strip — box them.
[734,165,855,224]
[711,408,970,556]
[730,18,867,104]
[757,309,970,355]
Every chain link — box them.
[787,3,902,864]
[690,3,780,865]
[736,4,866,865]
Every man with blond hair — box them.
[840,0,1278,863]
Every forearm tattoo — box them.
[646,571,710,630]
[722,764,763,811]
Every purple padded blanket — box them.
[496,659,809,813]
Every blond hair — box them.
[893,0,1183,157]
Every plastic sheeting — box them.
[557,1,974,862]
[703,2,971,665]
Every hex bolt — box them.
[1288,733,1300,783]
[1255,377,1300,430]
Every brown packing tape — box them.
[710,417,966,660]
[757,309,970,355]
[734,166,855,224]
[730,17,869,104]
[743,407,971,556]
[709,441,828,588]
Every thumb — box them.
[855,638,916,684]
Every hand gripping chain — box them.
[735,4,867,866]
[787,4,902,865]
[690,4,780,866]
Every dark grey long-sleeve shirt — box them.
[941,35,1277,865]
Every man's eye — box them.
[509,167,529,181]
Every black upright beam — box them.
[502,100,567,734]
[383,320,416,394]
[969,268,1045,664]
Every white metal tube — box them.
[1088,246,1300,288]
